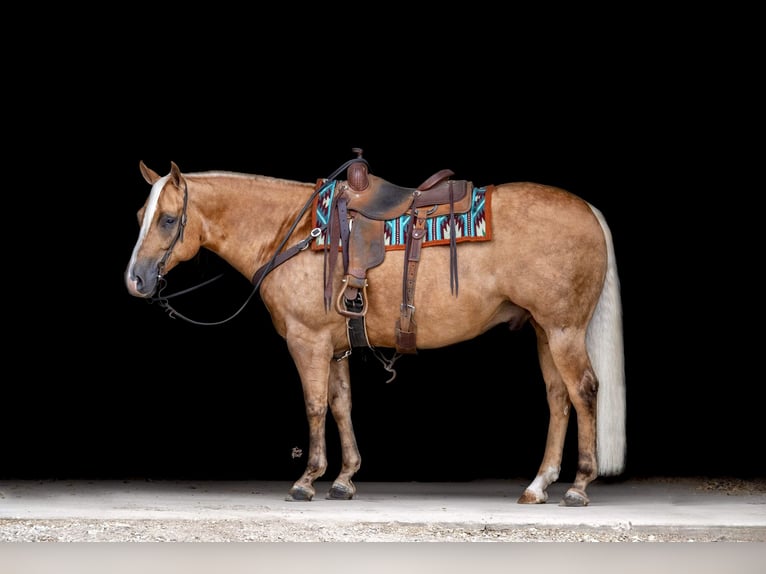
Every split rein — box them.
[149,157,368,327]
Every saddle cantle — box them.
[324,149,472,355]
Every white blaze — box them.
[126,174,170,277]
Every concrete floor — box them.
[1,477,764,531]
[1,478,764,573]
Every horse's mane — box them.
[187,170,308,186]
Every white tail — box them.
[586,205,626,476]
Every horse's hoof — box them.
[517,489,548,504]
[286,485,315,502]
[327,481,355,500]
[560,488,589,507]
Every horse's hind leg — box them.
[518,326,570,504]
[548,328,599,506]
[520,324,598,506]
[326,357,362,500]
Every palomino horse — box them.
[124,154,625,506]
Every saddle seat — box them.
[343,168,466,220]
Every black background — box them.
[5,18,760,484]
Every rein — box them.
[150,156,368,326]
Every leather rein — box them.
[149,157,368,326]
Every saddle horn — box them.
[347,148,369,191]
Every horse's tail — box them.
[586,204,626,476]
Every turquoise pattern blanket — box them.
[311,180,492,251]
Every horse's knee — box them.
[305,401,328,419]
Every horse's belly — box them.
[363,283,525,349]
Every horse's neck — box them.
[194,174,314,280]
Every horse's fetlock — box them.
[307,461,327,476]
[577,454,596,477]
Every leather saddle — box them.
[324,150,472,354]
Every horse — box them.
[124,153,625,507]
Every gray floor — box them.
[1,477,764,531]
[1,478,764,573]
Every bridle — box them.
[148,156,368,326]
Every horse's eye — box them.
[160,215,177,229]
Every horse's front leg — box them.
[326,356,361,500]
[284,334,333,502]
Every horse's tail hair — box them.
[586,204,626,476]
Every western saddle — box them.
[324,149,473,355]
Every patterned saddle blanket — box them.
[311,180,493,251]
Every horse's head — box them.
[125,161,202,298]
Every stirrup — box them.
[335,280,368,319]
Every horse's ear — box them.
[170,161,183,186]
[139,160,161,185]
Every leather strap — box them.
[324,194,349,310]
[449,181,458,295]
[396,213,426,353]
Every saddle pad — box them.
[311,181,493,251]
